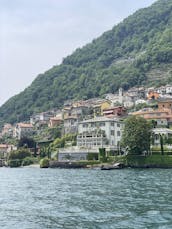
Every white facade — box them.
[14,123,34,139]
[77,116,124,148]
[58,148,88,162]
[166,85,172,95]
[135,99,147,106]
[64,117,78,134]
[152,128,172,145]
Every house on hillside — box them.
[158,98,172,110]
[0,123,13,138]
[30,111,55,125]
[165,85,172,95]
[0,144,16,163]
[92,99,111,117]
[103,106,127,117]
[14,123,34,139]
[147,90,160,100]
[49,114,63,128]
[131,108,172,127]
[63,116,78,134]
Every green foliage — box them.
[0,0,172,125]
[160,134,164,155]
[8,159,22,168]
[8,148,31,160]
[40,158,49,168]
[22,157,38,166]
[87,153,99,161]
[50,134,77,150]
[125,155,172,168]
[121,116,152,154]
[99,148,107,162]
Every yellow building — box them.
[93,99,111,117]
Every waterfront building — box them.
[58,147,98,162]
[77,116,124,150]
[152,128,172,145]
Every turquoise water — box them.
[0,168,172,229]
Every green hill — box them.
[0,0,172,125]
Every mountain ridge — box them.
[0,0,172,125]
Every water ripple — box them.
[0,168,172,228]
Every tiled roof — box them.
[0,144,8,148]
[79,116,122,123]
[17,123,33,128]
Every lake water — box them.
[0,168,172,229]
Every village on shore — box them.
[1,84,172,167]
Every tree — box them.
[8,148,31,160]
[121,116,152,155]
[160,134,164,155]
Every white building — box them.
[30,111,55,125]
[166,85,172,95]
[64,116,78,134]
[58,147,95,162]
[14,123,34,139]
[152,128,172,145]
[77,116,124,149]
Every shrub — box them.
[87,153,98,161]
[8,148,31,160]
[40,158,49,168]
[22,157,35,166]
[99,148,107,162]
[8,159,22,168]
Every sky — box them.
[0,0,156,106]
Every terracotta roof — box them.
[0,144,8,148]
[64,116,78,120]
[103,106,125,111]
[50,117,62,121]
[132,108,172,116]
[17,123,33,128]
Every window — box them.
[117,123,120,127]
[100,122,105,126]
[111,130,115,136]
[117,131,120,136]
[111,122,114,126]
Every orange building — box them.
[49,116,63,128]
[147,91,159,100]
[158,99,172,110]
[103,106,127,117]
[132,108,172,127]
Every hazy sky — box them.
[1,0,156,106]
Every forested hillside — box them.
[0,0,172,125]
